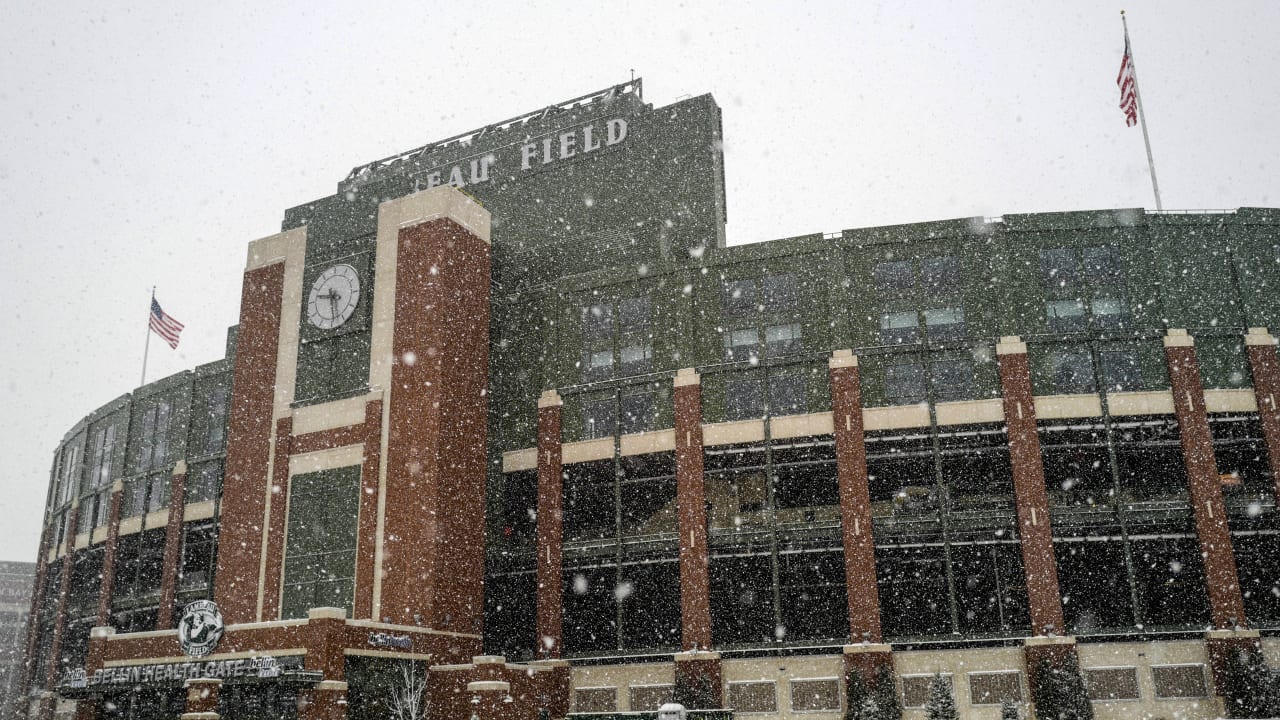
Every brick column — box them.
[44,506,80,697]
[674,368,712,651]
[828,350,882,643]
[996,336,1065,635]
[842,644,895,693]
[94,480,124,626]
[157,461,188,628]
[215,258,286,625]
[72,626,113,720]
[1244,328,1280,499]
[182,677,221,719]
[535,390,564,659]
[353,399,384,620]
[300,607,348,720]
[19,520,52,705]
[1165,329,1247,629]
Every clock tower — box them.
[215,185,492,638]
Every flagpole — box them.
[1122,10,1163,211]
[141,286,155,386]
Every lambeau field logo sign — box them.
[178,599,224,657]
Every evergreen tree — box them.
[845,671,871,720]
[872,664,903,720]
[1031,657,1094,720]
[924,674,958,720]
[1000,698,1020,720]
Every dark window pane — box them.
[933,359,974,401]
[1152,665,1208,698]
[722,279,757,318]
[874,261,914,295]
[583,348,614,382]
[620,562,680,650]
[878,545,952,638]
[1101,349,1143,392]
[563,567,617,652]
[885,363,925,405]
[1092,295,1131,330]
[761,274,799,313]
[1085,668,1140,701]
[618,296,650,335]
[1055,537,1134,633]
[921,256,961,301]
[563,461,615,542]
[1083,245,1124,284]
[778,551,848,642]
[710,555,775,644]
[769,375,806,416]
[584,399,615,439]
[619,393,655,435]
[968,672,1023,705]
[1052,351,1095,393]
[1133,538,1209,628]
[726,378,763,421]
[1040,248,1079,289]
[582,304,614,342]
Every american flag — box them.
[149,298,185,349]
[1117,36,1138,127]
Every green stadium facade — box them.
[19,80,1280,720]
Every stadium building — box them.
[19,80,1280,719]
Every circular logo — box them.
[178,600,225,657]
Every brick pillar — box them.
[674,368,712,651]
[19,519,52,706]
[1164,329,1247,629]
[72,697,101,720]
[996,336,1065,635]
[674,651,723,709]
[527,659,571,720]
[535,390,564,659]
[1244,328,1280,500]
[94,480,124,626]
[157,461,188,628]
[182,677,221,719]
[828,350,882,643]
[215,258,286,625]
[468,680,513,720]
[44,506,81,696]
[353,399,383,620]
[300,607,348,720]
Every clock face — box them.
[306,264,361,330]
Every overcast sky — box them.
[1,1,1277,562]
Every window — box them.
[1051,350,1095,393]
[629,685,673,711]
[581,296,651,381]
[178,520,218,594]
[1085,667,1140,701]
[187,461,223,503]
[619,393,655,435]
[790,679,840,712]
[726,379,764,421]
[136,399,172,473]
[723,274,802,361]
[202,385,229,454]
[1151,665,1208,698]
[584,399,615,439]
[89,424,117,489]
[933,358,975,401]
[968,671,1023,705]
[574,688,617,713]
[281,466,360,618]
[727,682,777,713]
[1040,246,1131,332]
[1100,349,1143,391]
[879,310,919,345]
[885,363,925,405]
[770,375,806,416]
[901,676,940,708]
[875,256,965,343]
